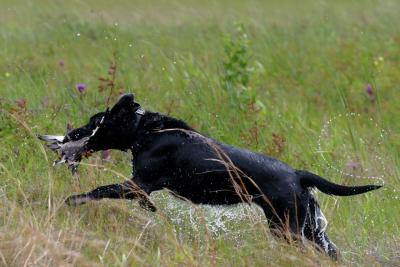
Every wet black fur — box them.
[63,94,381,259]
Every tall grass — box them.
[0,0,399,266]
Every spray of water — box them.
[316,113,386,184]
[151,191,267,244]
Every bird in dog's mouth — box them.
[38,115,105,175]
[38,134,91,175]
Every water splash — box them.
[316,113,386,184]
[149,191,267,245]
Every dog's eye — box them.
[95,116,106,127]
[94,120,100,126]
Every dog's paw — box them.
[65,195,91,206]
[139,199,157,212]
[145,204,157,212]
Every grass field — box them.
[1,0,399,266]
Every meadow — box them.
[0,0,399,266]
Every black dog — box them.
[40,94,381,259]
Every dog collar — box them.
[133,107,145,129]
[135,107,145,115]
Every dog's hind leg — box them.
[258,199,304,241]
[65,180,156,211]
[258,194,317,253]
[303,196,338,259]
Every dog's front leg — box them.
[65,180,156,211]
[131,174,159,212]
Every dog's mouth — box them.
[38,134,93,175]
[38,115,106,175]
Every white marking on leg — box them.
[314,208,337,254]
[315,207,328,232]
[317,231,330,253]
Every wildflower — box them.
[101,150,112,161]
[42,96,49,107]
[59,60,65,67]
[5,72,11,78]
[16,98,27,108]
[346,161,361,169]
[366,84,375,102]
[76,83,86,93]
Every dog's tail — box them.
[297,170,382,196]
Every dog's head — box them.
[40,94,144,174]
[66,93,144,151]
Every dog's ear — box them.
[110,93,135,116]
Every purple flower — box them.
[16,98,27,108]
[59,60,65,67]
[76,83,86,93]
[101,150,112,161]
[346,161,361,169]
[41,96,49,107]
[366,84,375,101]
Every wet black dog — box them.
[41,94,381,259]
